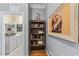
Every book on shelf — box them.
[38,41,43,44]
[38,31,43,34]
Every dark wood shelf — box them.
[31,27,45,29]
[29,20,46,54]
[31,44,44,47]
[31,39,44,40]
[30,20,45,23]
[32,33,44,35]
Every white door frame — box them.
[1,11,24,56]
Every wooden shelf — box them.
[30,20,45,23]
[31,39,44,40]
[31,27,45,29]
[31,44,44,47]
[32,33,44,35]
[29,20,46,54]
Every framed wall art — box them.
[48,3,79,43]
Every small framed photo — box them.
[17,24,22,32]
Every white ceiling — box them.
[29,3,47,9]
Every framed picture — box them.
[48,3,79,43]
[17,24,23,32]
[52,14,62,33]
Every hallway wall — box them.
[46,3,79,56]
[0,3,10,55]
[0,3,29,55]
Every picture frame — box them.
[48,3,79,43]
[17,24,23,32]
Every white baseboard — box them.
[46,50,49,56]
[24,53,28,56]
[25,52,29,56]
[26,54,28,56]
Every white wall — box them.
[0,3,9,56]
[46,3,79,56]
[0,13,2,55]
[9,3,29,55]
[46,3,61,17]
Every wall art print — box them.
[52,14,62,33]
[48,3,79,43]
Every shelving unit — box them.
[29,20,46,55]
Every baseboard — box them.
[25,52,29,56]
[24,53,28,56]
[26,54,28,56]
[46,50,49,56]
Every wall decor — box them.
[48,3,79,43]
[52,14,62,33]
[17,24,23,32]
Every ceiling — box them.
[29,3,47,9]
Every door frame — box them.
[1,11,24,56]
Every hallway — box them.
[0,3,79,56]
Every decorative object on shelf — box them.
[5,24,12,32]
[38,41,43,45]
[35,13,41,20]
[34,24,38,27]
[38,30,43,34]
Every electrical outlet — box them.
[49,51,54,56]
